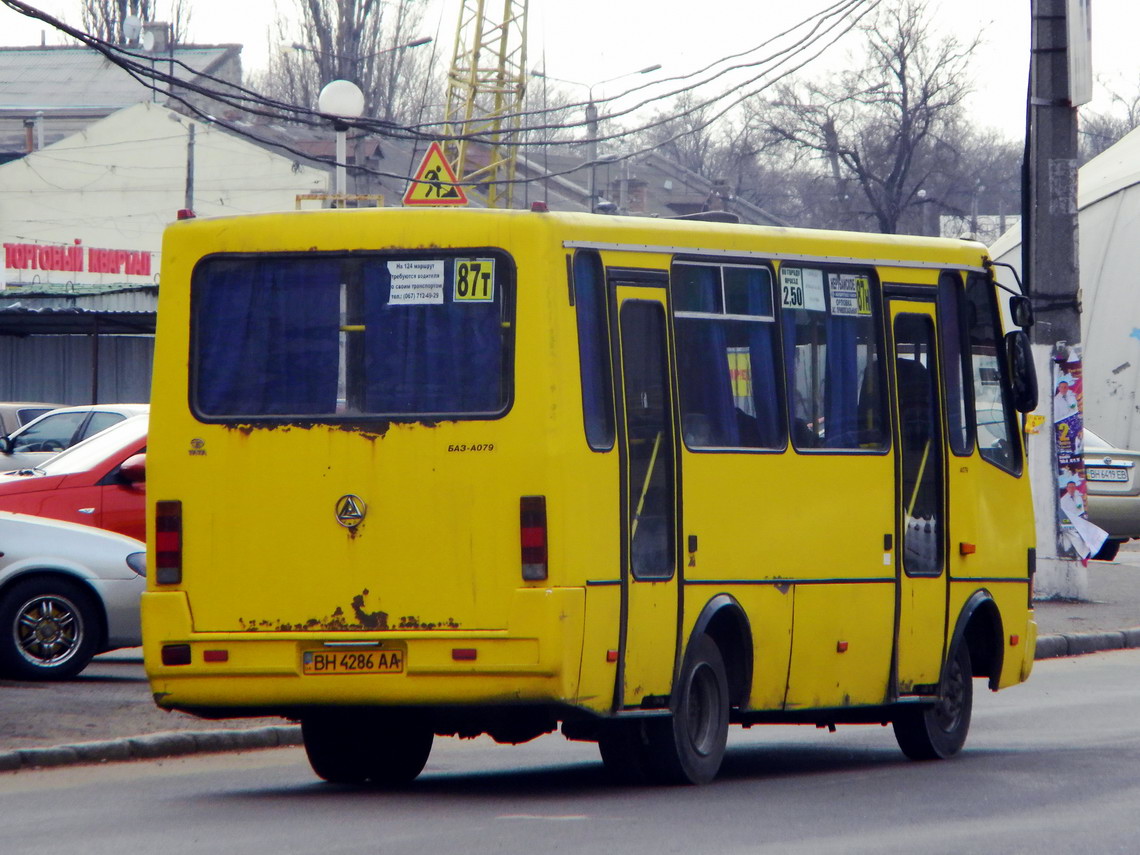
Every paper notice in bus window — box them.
[802,269,826,311]
[829,273,872,317]
[387,260,444,305]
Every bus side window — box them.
[573,250,615,450]
[673,262,784,450]
[781,268,887,451]
[938,272,974,456]
[965,274,1021,473]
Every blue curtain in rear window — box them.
[361,261,501,414]
[195,259,340,415]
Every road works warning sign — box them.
[402,142,468,206]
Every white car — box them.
[0,512,145,680]
[0,404,149,472]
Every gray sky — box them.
[2,0,1137,140]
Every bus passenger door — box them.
[611,286,680,710]
[889,301,949,694]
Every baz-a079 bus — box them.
[143,207,1038,785]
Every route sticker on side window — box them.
[453,258,495,302]
[388,260,444,305]
[829,273,872,317]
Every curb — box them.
[4,631,1140,772]
[1034,627,1140,660]
[0,724,302,773]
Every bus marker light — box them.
[452,648,477,661]
[203,650,229,663]
[959,542,977,555]
[1010,635,1020,647]
[520,495,548,580]
[836,641,849,653]
[161,644,192,666]
[606,649,618,663]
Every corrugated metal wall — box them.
[0,335,153,404]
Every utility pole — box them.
[184,124,195,214]
[1025,0,1094,597]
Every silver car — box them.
[0,402,62,437]
[0,512,145,680]
[1084,428,1140,561]
[0,404,149,473]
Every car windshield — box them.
[36,415,147,476]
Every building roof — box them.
[0,43,242,156]
[0,44,241,110]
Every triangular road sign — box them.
[403,142,468,206]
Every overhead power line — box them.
[2,0,878,191]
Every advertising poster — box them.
[1053,344,1107,563]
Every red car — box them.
[0,415,146,541]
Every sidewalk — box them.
[1032,547,1140,657]
[2,556,1138,773]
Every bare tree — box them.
[81,1,193,45]
[82,1,147,43]
[1080,75,1140,162]
[635,92,726,177]
[759,0,978,234]
[256,0,436,123]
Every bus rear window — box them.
[191,252,513,420]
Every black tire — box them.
[893,642,973,760]
[1093,539,1121,562]
[642,634,730,785]
[301,709,433,786]
[0,577,100,680]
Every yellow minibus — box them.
[143,207,1038,785]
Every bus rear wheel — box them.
[301,709,433,786]
[893,642,973,760]
[643,634,729,785]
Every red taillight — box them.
[155,500,183,585]
[520,495,548,581]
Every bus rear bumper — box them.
[142,588,591,716]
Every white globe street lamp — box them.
[318,80,365,203]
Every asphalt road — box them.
[2,551,1137,754]
[2,649,1140,855]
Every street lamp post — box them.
[318,79,365,205]
[532,64,661,212]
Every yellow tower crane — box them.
[442,0,528,208]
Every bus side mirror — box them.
[1010,295,1033,329]
[0,436,10,455]
[1005,330,1038,413]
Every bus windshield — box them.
[191,251,513,421]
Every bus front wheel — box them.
[893,642,973,760]
[644,634,730,785]
[301,709,433,786]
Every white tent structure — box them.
[990,125,1140,448]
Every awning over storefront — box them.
[0,305,155,336]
